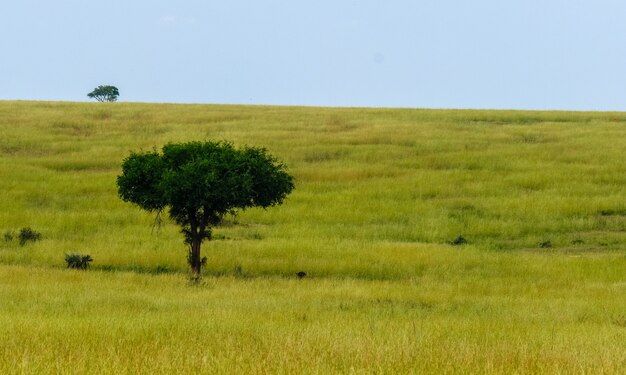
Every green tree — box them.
[117,141,294,280]
[87,85,119,102]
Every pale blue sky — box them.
[1,0,625,110]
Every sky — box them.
[1,0,625,111]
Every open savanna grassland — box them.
[0,101,625,373]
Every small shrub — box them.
[18,227,42,246]
[450,235,468,246]
[296,271,307,279]
[65,253,93,270]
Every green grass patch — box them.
[0,101,625,372]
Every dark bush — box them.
[18,227,42,246]
[65,253,93,269]
[450,235,468,246]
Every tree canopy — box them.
[87,85,119,102]
[117,141,294,279]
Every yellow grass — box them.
[0,101,625,373]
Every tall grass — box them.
[0,101,625,373]
[1,257,624,373]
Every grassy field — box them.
[0,101,625,373]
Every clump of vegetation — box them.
[450,235,468,246]
[64,253,93,270]
[539,240,552,249]
[598,208,626,216]
[18,227,42,246]
[3,228,42,245]
[234,264,245,278]
[3,230,15,242]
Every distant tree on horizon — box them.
[87,85,119,102]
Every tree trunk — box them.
[188,219,204,281]
[190,234,202,280]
